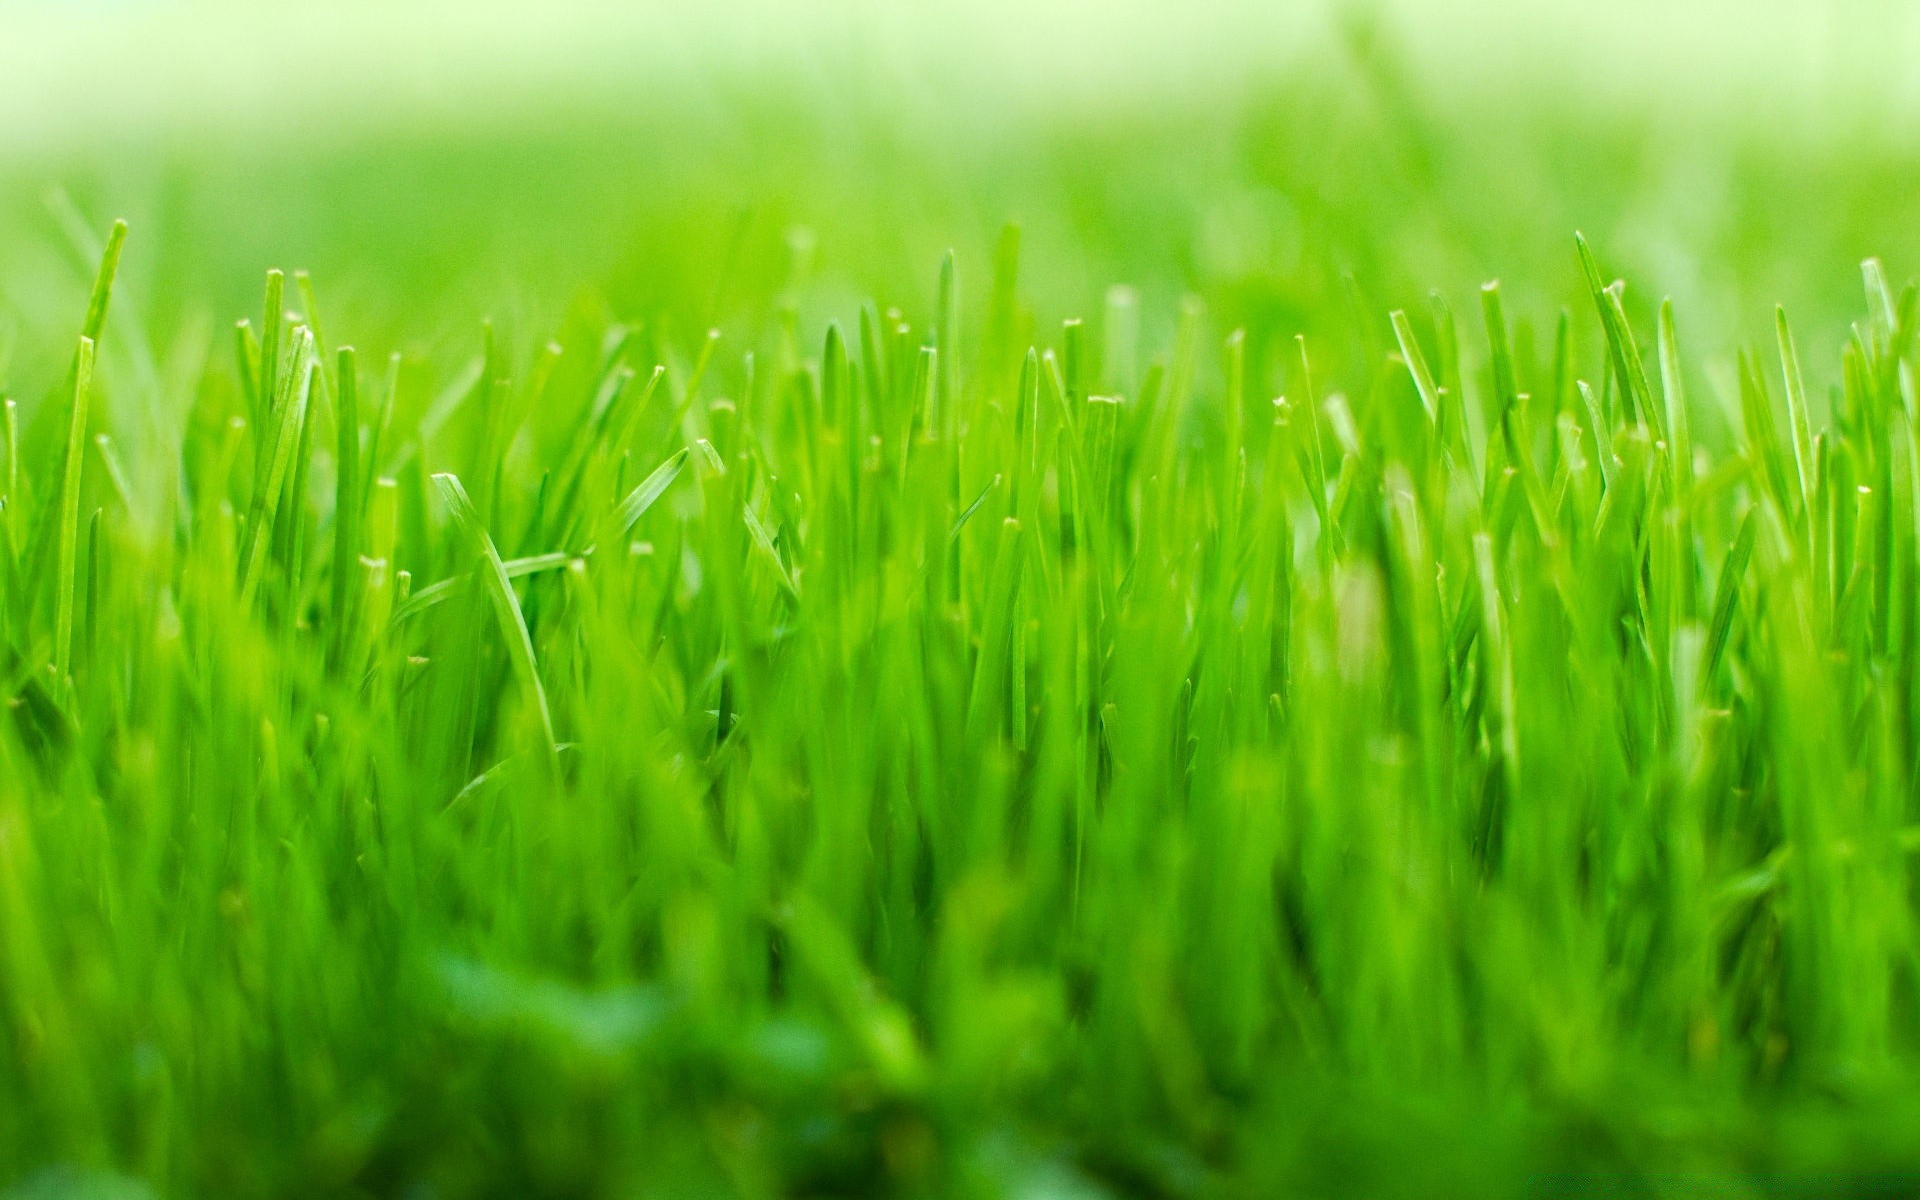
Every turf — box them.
[10,4,1920,1198]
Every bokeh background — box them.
[4,0,1920,437]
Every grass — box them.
[12,5,1920,1197]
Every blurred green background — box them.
[6,0,1920,424]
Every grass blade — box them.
[608,447,690,535]
[237,328,315,609]
[52,336,94,696]
[433,471,561,777]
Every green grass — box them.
[13,5,1920,1196]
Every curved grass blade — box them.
[391,551,573,625]
[433,471,561,778]
[1389,309,1441,424]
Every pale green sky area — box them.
[3,0,1919,154]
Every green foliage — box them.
[11,11,1920,1195]
[4,205,1920,1195]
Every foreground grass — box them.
[7,210,1920,1197]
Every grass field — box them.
[10,1,1920,1196]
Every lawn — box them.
[5,2,1920,1196]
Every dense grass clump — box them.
[6,203,1920,1196]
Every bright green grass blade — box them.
[278,354,320,609]
[1864,258,1898,334]
[1062,317,1086,404]
[80,220,128,345]
[1737,348,1795,519]
[294,270,326,356]
[1607,284,1663,435]
[674,328,722,431]
[608,447,690,536]
[363,351,401,497]
[1777,306,1818,522]
[1576,379,1616,489]
[1575,231,1648,429]
[433,471,561,777]
[935,250,959,437]
[1657,298,1694,500]
[1481,280,1518,424]
[1389,309,1440,424]
[233,319,261,423]
[90,433,132,514]
[331,346,362,667]
[51,335,94,696]
[256,269,285,435]
[236,328,315,609]
[1222,327,1246,488]
[353,474,400,675]
[4,398,19,555]
[949,473,1002,542]
[742,498,798,599]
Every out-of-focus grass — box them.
[5,0,1920,363]
[9,2,1920,1197]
